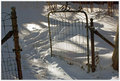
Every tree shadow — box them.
[49,17,115,55]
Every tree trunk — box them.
[112,25,119,71]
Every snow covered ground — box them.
[1,2,119,80]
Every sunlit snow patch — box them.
[23,23,42,31]
[41,22,48,26]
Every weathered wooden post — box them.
[11,7,23,79]
[90,18,96,72]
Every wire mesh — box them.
[49,12,88,67]
[1,12,19,79]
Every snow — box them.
[23,23,42,31]
[1,2,119,80]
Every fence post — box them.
[90,18,96,72]
[11,7,23,79]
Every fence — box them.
[1,7,22,79]
[48,9,91,72]
[47,3,116,73]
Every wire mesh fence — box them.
[1,12,19,79]
[48,11,90,70]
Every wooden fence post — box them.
[11,7,23,79]
[90,18,96,72]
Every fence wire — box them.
[1,12,19,79]
[49,12,89,68]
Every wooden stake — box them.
[90,18,96,72]
[11,7,23,79]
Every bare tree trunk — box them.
[108,2,111,16]
[90,2,93,12]
[86,2,89,13]
[99,2,101,12]
[108,2,113,16]
[112,25,119,71]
